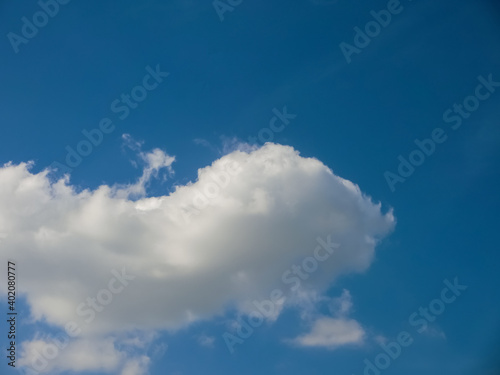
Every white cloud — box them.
[121,355,150,375]
[0,142,394,373]
[18,337,124,373]
[17,332,157,374]
[117,134,175,198]
[329,289,354,316]
[290,288,366,350]
[291,317,365,349]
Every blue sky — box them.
[1,0,500,374]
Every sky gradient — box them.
[1,1,500,375]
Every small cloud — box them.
[197,335,215,348]
[116,134,175,198]
[150,343,168,359]
[122,133,144,152]
[420,325,447,340]
[193,138,213,148]
[121,355,150,375]
[374,335,388,345]
[288,289,365,350]
[328,289,354,316]
[290,317,365,349]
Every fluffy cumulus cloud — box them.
[0,142,394,374]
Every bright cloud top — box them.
[0,142,394,374]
